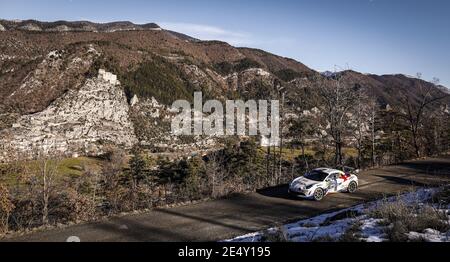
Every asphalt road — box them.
[4,156,450,242]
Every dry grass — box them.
[259,228,289,242]
[313,220,363,242]
[312,235,336,242]
[370,196,449,242]
[339,221,363,242]
[0,157,102,187]
[431,186,450,206]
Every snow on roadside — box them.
[226,188,450,242]
[407,229,449,242]
[358,218,386,242]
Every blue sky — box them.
[1,0,449,87]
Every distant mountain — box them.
[437,85,450,94]
[0,19,448,161]
[321,71,336,77]
[0,19,161,32]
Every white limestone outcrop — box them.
[0,71,137,161]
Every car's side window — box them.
[325,174,336,184]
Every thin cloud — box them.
[159,22,253,46]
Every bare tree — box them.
[350,86,377,168]
[399,75,449,158]
[314,73,358,166]
[278,87,286,183]
[266,145,271,178]
[101,146,127,213]
[369,100,378,166]
[205,152,225,198]
[0,183,14,233]
[29,153,61,226]
[288,116,313,170]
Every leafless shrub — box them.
[370,196,449,242]
[260,228,289,242]
[100,146,129,213]
[311,235,335,242]
[7,153,63,228]
[339,221,363,242]
[431,186,450,206]
[29,155,61,225]
[58,187,97,223]
[0,183,14,233]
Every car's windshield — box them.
[304,170,329,181]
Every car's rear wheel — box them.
[348,181,358,193]
[313,188,324,201]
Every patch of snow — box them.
[288,218,354,242]
[226,188,449,242]
[321,71,336,77]
[230,232,263,243]
[359,217,386,242]
[407,229,450,242]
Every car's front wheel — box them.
[313,188,324,201]
[347,181,358,193]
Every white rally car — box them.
[288,168,359,201]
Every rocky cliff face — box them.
[2,44,100,115]
[0,21,448,162]
[0,71,137,161]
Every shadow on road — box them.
[153,208,256,234]
[95,217,192,242]
[373,175,429,187]
[5,156,450,242]
[396,158,450,176]
[256,185,304,200]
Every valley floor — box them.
[3,156,450,242]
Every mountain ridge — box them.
[0,19,161,32]
[0,19,449,161]
[0,18,447,89]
